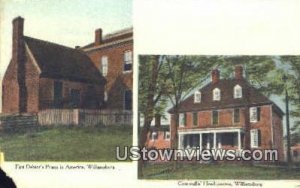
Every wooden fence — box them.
[38,109,132,126]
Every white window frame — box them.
[213,88,221,101]
[251,129,259,148]
[101,56,108,76]
[164,131,170,140]
[234,84,242,99]
[151,131,158,141]
[250,107,258,123]
[123,50,133,73]
[104,91,108,102]
[194,91,201,103]
[179,113,186,127]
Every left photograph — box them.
[0,0,133,162]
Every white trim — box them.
[178,127,244,134]
[151,131,158,141]
[234,84,242,99]
[213,88,221,101]
[194,91,201,103]
[25,43,41,74]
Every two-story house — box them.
[80,28,133,111]
[168,65,284,161]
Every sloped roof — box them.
[168,78,284,115]
[24,36,105,84]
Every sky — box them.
[0,0,132,79]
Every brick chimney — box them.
[12,16,27,112]
[211,69,220,84]
[235,65,243,79]
[95,28,102,45]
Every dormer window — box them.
[213,88,221,101]
[234,85,242,98]
[194,91,201,103]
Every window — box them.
[151,131,158,141]
[251,129,261,148]
[213,88,221,101]
[123,50,132,72]
[54,81,63,108]
[193,112,198,126]
[124,90,132,110]
[212,110,218,125]
[101,56,108,76]
[250,107,261,123]
[70,89,80,108]
[164,131,170,140]
[234,85,242,98]
[104,91,108,102]
[194,91,201,103]
[179,113,186,127]
[234,108,240,123]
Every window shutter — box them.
[257,107,261,121]
[257,129,261,147]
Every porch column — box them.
[238,130,241,150]
[213,132,217,149]
[199,133,202,152]
[178,134,182,149]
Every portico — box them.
[178,127,244,151]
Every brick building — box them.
[2,17,106,114]
[146,126,171,149]
[80,27,133,111]
[169,65,284,161]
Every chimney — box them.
[12,16,24,64]
[12,16,26,112]
[95,28,102,45]
[235,65,243,79]
[211,69,220,84]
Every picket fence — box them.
[37,109,132,126]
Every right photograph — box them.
[138,55,299,179]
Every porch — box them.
[178,127,244,151]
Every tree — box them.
[218,56,278,151]
[278,56,300,145]
[162,56,217,169]
[138,55,167,178]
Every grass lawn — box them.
[0,125,132,162]
[142,163,300,179]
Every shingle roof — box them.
[24,36,105,84]
[168,78,284,115]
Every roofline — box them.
[168,101,275,114]
[82,37,133,52]
[103,27,133,40]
